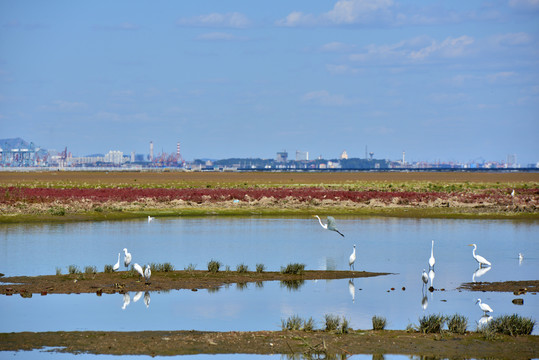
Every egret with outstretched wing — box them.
[313,215,344,237]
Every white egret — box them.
[144,291,151,308]
[313,215,344,237]
[133,291,143,302]
[468,244,491,268]
[519,253,523,265]
[123,248,132,269]
[144,264,151,284]
[113,253,120,272]
[133,263,144,281]
[121,293,130,310]
[148,215,154,223]
[349,245,356,270]
[472,266,491,282]
[475,298,493,315]
[428,240,435,269]
[511,189,515,197]
[421,269,428,286]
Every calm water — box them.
[0,217,538,337]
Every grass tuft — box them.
[150,262,175,272]
[339,316,351,334]
[447,314,468,334]
[236,263,249,273]
[280,263,305,275]
[418,314,445,334]
[485,314,535,336]
[84,266,97,275]
[281,315,303,331]
[302,317,315,332]
[103,264,114,273]
[372,315,387,330]
[55,267,62,276]
[207,259,222,273]
[184,263,197,272]
[256,263,265,273]
[324,314,341,332]
[68,265,81,275]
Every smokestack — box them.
[150,141,154,162]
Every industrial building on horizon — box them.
[0,137,536,170]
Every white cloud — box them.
[492,32,533,46]
[350,35,474,64]
[277,0,393,26]
[326,64,359,75]
[177,12,251,28]
[508,0,539,10]
[196,32,247,41]
[486,72,517,83]
[301,90,362,106]
[320,42,356,52]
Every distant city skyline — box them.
[1,1,538,164]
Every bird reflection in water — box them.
[421,293,428,310]
[348,279,355,303]
[477,314,493,330]
[121,293,130,310]
[133,291,143,303]
[472,266,491,282]
[143,291,150,308]
[428,269,435,289]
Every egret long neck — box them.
[316,216,327,229]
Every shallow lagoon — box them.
[1,217,538,335]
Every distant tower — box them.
[369,152,374,160]
[402,151,406,165]
[177,142,181,163]
[340,150,348,160]
[150,141,154,162]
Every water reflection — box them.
[421,293,428,310]
[472,266,491,282]
[477,314,493,330]
[133,291,143,303]
[519,253,523,266]
[121,292,150,309]
[280,279,305,291]
[121,293,130,310]
[428,269,435,289]
[144,291,150,308]
[348,279,355,303]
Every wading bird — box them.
[511,189,515,197]
[123,248,132,269]
[113,253,120,272]
[133,263,144,281]
[519,253,523,265]
[429,240,435,269]
[144,264,151,284]
[313,215,344,237]
[349,245,356,270]
[468,244,491,268]
[476,298,493,315]
[148,215,154,223]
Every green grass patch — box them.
[372,315,387,330]
[280,263,305,275]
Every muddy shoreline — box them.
[1,330,537,358]
[0,270,389,295]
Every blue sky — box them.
[1,0,538,164]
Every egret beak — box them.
[475,299,479,304]
[467,244,473,246]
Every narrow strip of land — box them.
[0,330,537,358]
[0,270,389,295]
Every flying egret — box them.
[144,264,151,284]
[421,269,428,286]
[133,263,144,281]
[349,245,356,270]
[148,215,154,223]
[313,215,344,237]
[428,240,435,269]
[475,298,493,315]
[123,248,132,269]
[113,253,120,272]
[468,244,491,268]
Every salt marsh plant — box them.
[84,266,97,275]
[302,317,315,332]
[236,263,249,273]
[68,265,81,275]
[103,264,114,273]
[184,263,197,272]
[207,259,222,273]
[280,263,305,275]
[372,316,387,330]
[256,263,265,273]
[485,314,535,336]
[281,315,303,331]
[55,267,62,276]
[418,314,446,334]
[324,314,341,332]
[447,314,468,334]
[339,316,351,334]
[150,262,175,272]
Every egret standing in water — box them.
[313,215,344,237]
[349,245,356,270]
[519,253,523,265]
[148,215,154,223]
[468,244,491,268]
[113,253,120,272]
[123,248,132,270]
[133,263,144,281]
[476,298,493,315]
[428,240,435,269]
[144,264,151,284]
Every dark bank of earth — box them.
[0,270,389,295]
[1,330,537,358]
